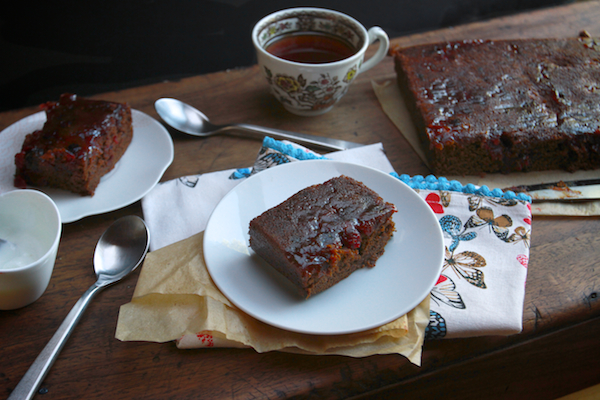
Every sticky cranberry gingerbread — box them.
[391,33,600,175]
[249,175,397,298]
[14,93,133,196]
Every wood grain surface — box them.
[1,2,600,399]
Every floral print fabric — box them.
[418,189,531,339]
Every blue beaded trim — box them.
[264,137,531,203]
[391,173,532,203]
[263,137,328,161]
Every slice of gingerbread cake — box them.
[14,93,133,196]
[249,175,397,298]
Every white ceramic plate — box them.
[203,160,444,335]
[0,109,174,223]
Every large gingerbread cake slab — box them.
[391,33,600,176]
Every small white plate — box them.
[203,160,444,335]
[0,109,174,223]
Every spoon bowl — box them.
[94,216,151,286]
[8,216,150,400]
[155,97,215,136]
[154,98,363,152]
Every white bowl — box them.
[0,189,62,309]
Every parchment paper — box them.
[372,80,600,216]
[116,231,429,365]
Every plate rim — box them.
[203,159,444,335]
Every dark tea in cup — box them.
[265,33,357,64]
[253,7,389,116]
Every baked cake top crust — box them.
[250,175,397,280]
[393,35,600,150]
[19,93,130,162]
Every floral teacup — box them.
[252,8,389,116]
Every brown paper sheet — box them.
[372,80,600,216]
[116,231,429,365]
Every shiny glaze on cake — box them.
[282,178,394,279]
[393,34,600,175]
[249,175,396,298]
[17,94,128,163]
[14,93,133,196]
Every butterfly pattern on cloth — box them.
[177,176,200,188]
[468,195,532,247]
[230,148,292,179]
[420,190,532,340]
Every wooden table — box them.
[2,2,600,399]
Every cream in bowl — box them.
[0,189,61,310]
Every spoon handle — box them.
[223,123,364,152]
[8,284,102,400]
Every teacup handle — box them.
[359,27,390,73]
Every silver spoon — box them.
[154,98,364,152]
[8,215,150,400]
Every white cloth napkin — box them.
[141,137,531,339]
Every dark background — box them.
[1,0,574,112]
